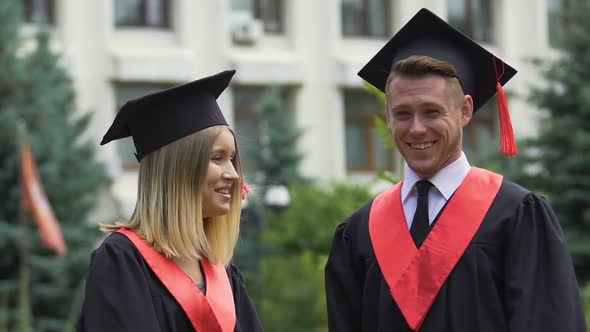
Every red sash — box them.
[117,229,236,332]
[369,167,502,331]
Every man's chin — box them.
[407,162,436,179]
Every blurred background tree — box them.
[365,82,400,184]
[235,86,307,305]
[247,87,306,187]
[476,0,590,283]
[233,86,375,331]
[0,2,108,331]
[256,183,373,332]
[525,0,590,282]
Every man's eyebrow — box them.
[391,101,444,111]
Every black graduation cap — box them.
[358,8,519,156]
[101,70,235,161]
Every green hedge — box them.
[248,182,374,332]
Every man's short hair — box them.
[386,55,465,103]
[392,55,458,79]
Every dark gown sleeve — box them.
[76,235,162,332]
[228,264,264,332]
[325,221,364,332]
[504,193,587,331]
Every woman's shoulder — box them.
[99,231,136,250]
[226,263,248,288]
[91,231,142,264]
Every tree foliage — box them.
[520,0,590,281]
[476,0,590,282]
[0,2,108,330]
[254,183,374,331]
[247,88,305,186]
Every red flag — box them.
[21,142,67,256]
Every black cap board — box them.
[358,8,517,113]
[101,70,235,161]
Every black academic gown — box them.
[325,180,587,332]
[77,233,264,332]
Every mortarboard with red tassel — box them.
[358,8,518,156]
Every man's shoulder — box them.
[332,199,376,256]
[482,177,535,218]
[333,200,374,240]
[472,167,532,200]
[499,178,531,197]
[343,200,374,226]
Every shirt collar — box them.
[401,152,471,203]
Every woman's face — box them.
[201,128,240,219]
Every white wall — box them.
[41,0,553,216]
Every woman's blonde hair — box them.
[102,125,243,266]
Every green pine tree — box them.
[478,0,590,282]
[0,2,109,331]
[236,87,305,305]
[249,88,305,186]
[524,0,590,282]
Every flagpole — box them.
[17,120,32,332]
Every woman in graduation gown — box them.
[77,70,264,332]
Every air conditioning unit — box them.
[231,13,263,45]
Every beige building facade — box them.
[23,0,567,217]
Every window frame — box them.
[233,85,293,176]
[448,0,495,43]
[115,0,171,29]
[341,0,391,38]
[234,106,262,173]
[253,0,284,34]
[22,0,55,24]
[548,0,573,48]
[343,89,396,173]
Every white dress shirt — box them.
[401,152,471,229]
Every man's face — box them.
[386,74,473,179]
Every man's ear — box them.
[461,95,474,127]
[385,100,392,128]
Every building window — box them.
[548,0,572,47]
[342,0,390,37]
[344,90,395,172]
[463,98,498,160]
[114,83,172,167]
[22,0,55,24]
[115,0,171,28]
[231,0,284,34]
[233,86,291,175]
[448,0,494,43]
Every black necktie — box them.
[410,180,432,248]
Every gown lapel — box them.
[369,167,503,331]
[117,228,236,332]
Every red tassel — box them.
[496,82,518,157]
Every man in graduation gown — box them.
[325,8,587,332]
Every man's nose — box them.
[409,115,427,134]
